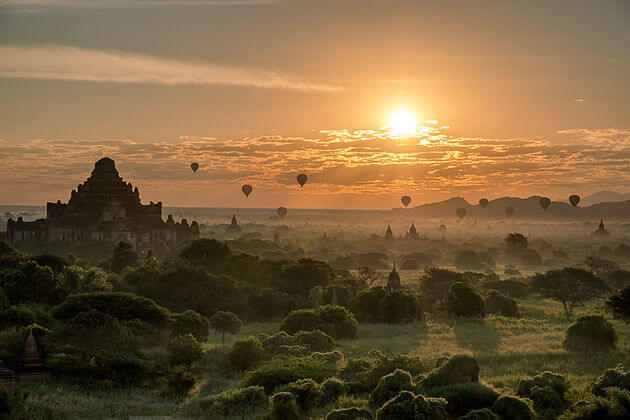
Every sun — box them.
[388,108,417,136]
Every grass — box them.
[9,298,630,419]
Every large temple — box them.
[6,158,198,249]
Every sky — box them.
[0,0,629,209]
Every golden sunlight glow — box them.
[388,108,417,136]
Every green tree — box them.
[209,311,242,345]
[180,239,231,273]
[278,258,333,297]
[111,242,138,273]
[530,268,610,314]
[607,285,630,322]
[445,281,486,318]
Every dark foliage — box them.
[229,336,264,370]
[271,392,301,420]
[485,291,518,316]
[167,334,204,366]
[242,356,337,393]
[607,285,630,322]
[376,390,447,420]
[281,305,358,339]
[562,315,618,353]
[445,282,486,318]
[530,268,609,314]
[170,310,210,341]
[277,378,323,412]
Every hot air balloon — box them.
[277,207,288,218]
[456,207,467,219]
[401,196,411,208]
[190,163,199,173]
[479,198,488,209]
[505,206,514,218]
[297,174,308,188]
[539,197,551,210]
[569,194,580,207]
[242,184,253,197]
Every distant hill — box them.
[580,191,630,207]
[393,196,630,219]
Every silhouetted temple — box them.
[385,261,402,291]
[6,158,198,249]
[384,225,394,240]
[226,214,241,234]
[404,221,421,240]
[593,219,610,237]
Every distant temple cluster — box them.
[593,219,610,238]
[6,158,198,249]
[383,222,425,240]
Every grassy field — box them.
[10,297,630,419]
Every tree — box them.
[445,281,486,318]
[111,242,138,273]
[209,311,242,345]
[505,233,528,262]
[421,268,465,305]
[607,285,630,322]
[530,268,610,314]
[455,250,484,270]
[180,239,231,273]
[278,258,333,297]
[358,265,382,287]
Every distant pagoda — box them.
[226,214,242,234]
[593,219,610,238]
[6,157,198,249]
[404,221,421,240]
[385,261,402,291]
[384,225,394,240]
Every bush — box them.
[326,407,373,420]
[369,369,414,407]
[424,383,500,417]
[0,328,27,370]
[281,309,321,335]
[445,282,485,318]
[353,287,387,322]
[455,250,485,271]
[243,356,337,393]
[376,390,447,420]
[0,385,10,416]
[481,279,528,298]
[516,372,568,416]
[171,310,210,341]
[564,388,630,419]
[607,285,630,322]
[294,330,335,352]
[0,302,56,329]
[562,315,618,352]
[167,366,196,395]
[281,306,358,339]
[261,331,294,353]
[458,408,499,420]
[167,334,204,366]
[485,291,518,317]
[321,378,346,401]
[491,395,533,420]
[421,354,479,389]
[271,391,301,420]
[69,309,118,330]
[312,350,344,365]
[206,386,267,417]
[342,351,427,392]
[229,337,264,370]
[277,378,323,412]
[592,368,630,396]
[53,292,170,324]
[208,311,242,345]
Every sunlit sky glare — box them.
[0,0,629,209]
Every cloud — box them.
[1,123,629,207]
[557,128,630,146]
[0,45,339,91]
[0,0,271,11]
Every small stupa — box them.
[20,330,49,382]
[226,214,242,234]
[385,260,402,291]
[593,219,610,237]
[384,225,394,240]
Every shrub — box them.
[458,408,500,420]
[208,311,242,345]
[281,309,321,335]
[319,305,358,339]
[564,388,630,419]
[481,279,528,298]
[0,385,10,416]
[0,302,56,329]
[53,292,170,324]
[277,378,323,412]
[229,337,264,370]
[485,291,518,317]
[517,372,568,416]
[261,331,294,353]
[445,282,485,318]
[271,391,301,420]
[167,366,196,395]
[353,287,387,322]
[376,390,447,420]
[491,395,533,420]
[592,368,630,396]
[424,382,500,417]
[321,378,346,401]
[562,315,618,352]
[312,350,344,365]
[277,344,310,357]
[369,369,414,407]
[281,306,358,339]
[69,309,119,330]
[326,407,373,420]
[243,356,337,393]
[171,310,210,341]
[202,386,268,416]
[342,351,426,392]
[167,334,204,366]
[294,330,335,352]
[421,354,479,389]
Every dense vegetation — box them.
[0,230,629,419]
